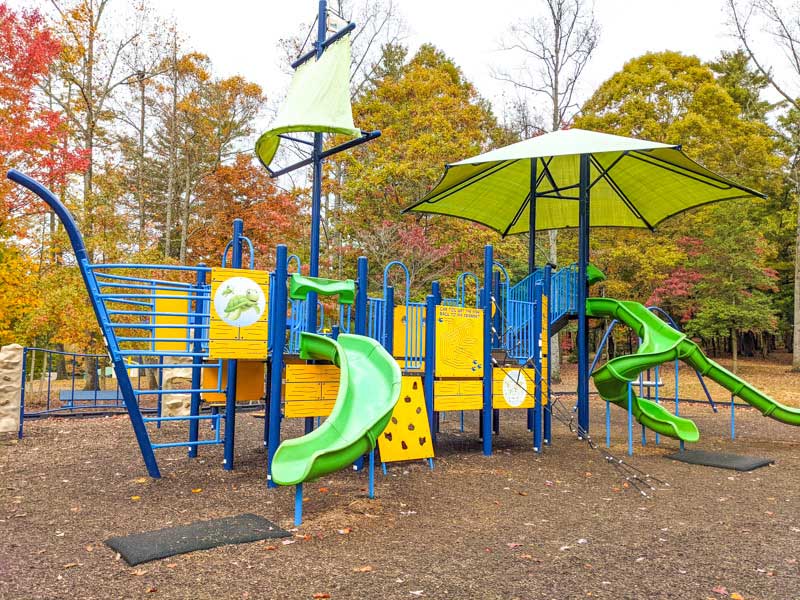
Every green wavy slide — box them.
[586,297,800,443]
[271,332,402,486]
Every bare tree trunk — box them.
[164,34,178,259]
[137,72,146,249]
[179,170,191,264]
[794,195,800,369]
[731,328,738,374]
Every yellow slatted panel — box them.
[392,305,426,360]
[285,364,339,383]
[434,378,484,411]
[492,368,538,409]
[285,400,336,418]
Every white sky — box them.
[145,0,736,119]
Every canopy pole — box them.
[577,153,590,435]
[306,0,328,334]
[528,158,537,274]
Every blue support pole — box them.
[355,256,368,336]
[223,220,243,471]
[543,264,552,445]
[305,0,328,335]
[654,364,660,446]
[675,357,684,452]
[424,294,436,444]
[577,153,591,436]
[294,483,303,526]
[188,265,207,458]
[384,285,394,353]
[730,394,736,440]
[482,245,494,456]
[528,158,537,274]
[533,280,543,453]
[605,400,611,448]
[627,382,633,457]
[368,448,375,499]
[267,245,288,488]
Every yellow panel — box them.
[321,382,340,400]
[154,291,190,352]
[285,364,339,383]
[285,400,334,418]
[434,380,461,397]
[434,306,483,378]
[434,395,483,411]
[284,383,322,401]
[202,360,265,404]
[392,305,426,360]
[208,268,269,359]
[458,379,483,396]
[378,376,434,463]
[491,368,542,409]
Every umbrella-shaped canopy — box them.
[403,128,765,233]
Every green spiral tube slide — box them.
[587,297,800,443]
[270,332,402,486]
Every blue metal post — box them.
[577,153,591,435]
[223,220,243,471]
[188,265,207,458]
[654,364,660,446]
[730,393,736,440]
[675,358,684,452]
[18,349,26,439]
[482,245,494,456]
[543,264,552,445]
[528,158,537,274]
[605,400,611,448]
[533,280,543,453]
[267,245,288,488]
[368,448,375,499]
[627,382,633,456]
[424,294,436,444]
[384,285,394,353]
[294,483,303,526]
[305,0,328,334]
[355,256,368,335]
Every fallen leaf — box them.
[264,545,277,551]
[730,594,745,600]
[63,562,80,569]
[191,488,202,494]
[353,565,374,572]
[135,477,148,484]
[712,586,729,596]
[166,563,177,568]
[517,491,528,496]
[132,569,147,576]
[507,543,523,548]
[146,587,158,594]
[410,592,424,597]
[337,528,351,535]
[281,539,296,545]
[311,594,331,599]
[85,545,94,553]
[130,496,141,502]
[318,487,329,493]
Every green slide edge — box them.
[289,273,356,305]
[271,332,402,486]
[587,297,800,443]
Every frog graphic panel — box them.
[209,268,269,359]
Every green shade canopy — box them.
[255,35,361,170]
[404,128,765,234]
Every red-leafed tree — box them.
[189,154,305,269]
[0,2,87,230]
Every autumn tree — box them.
[576,51,783,360]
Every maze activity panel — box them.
[434,306,483,378]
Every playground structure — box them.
[6,1,800,527]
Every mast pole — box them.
[306,0,328,334]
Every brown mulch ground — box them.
[2,356,800,599]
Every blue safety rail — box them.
[506,263,578,330]
[401,301,426,370]
[441,271,481,307]
[382,261,427,372]
[367,296,386,345]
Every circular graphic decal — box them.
[213,276,266,328]
[502,370,527,408]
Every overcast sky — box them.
[146,0,736,120]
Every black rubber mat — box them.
[666,450,774,471]
[106,513,290,566]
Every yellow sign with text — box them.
[434,305,483,378]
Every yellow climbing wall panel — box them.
[378,376,434,463]
[434,306,483,378]
[201,360,266,404]
[433,378,483,411]
[283,364,340,418]
[208,268,269,359]
[154,290,191,352]
[492,368,538,409]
